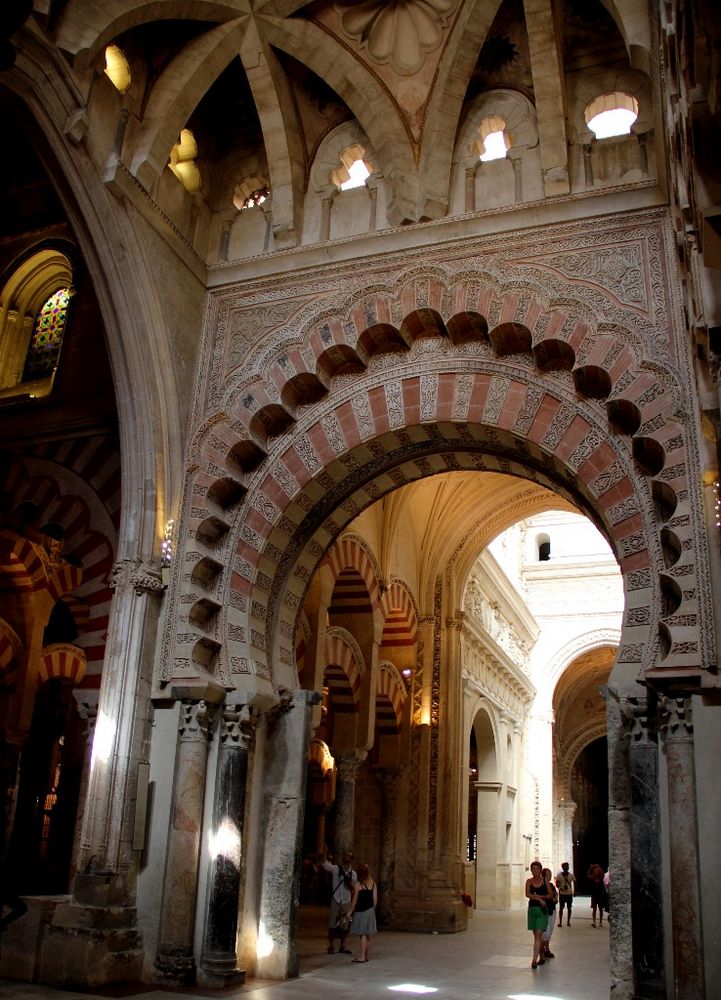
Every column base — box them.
[198,952,246,988]
[154,946,196,986]
[38,901,142,989]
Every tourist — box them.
[555,861,576,926]
[347,861,378,963]
[321,851,356,954]
[587,862,606,927]
[541,867,558,957]
[525,860,550,968]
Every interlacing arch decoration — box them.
[376,661,407,734]
[169,277,706,697]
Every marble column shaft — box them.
[78,558,163,880]
[606,692,633,1000]
[376,766,403,924]
[155,700,214,984]
[333,749,366,857]
[201,703,255,981]
[625,698,665,998]
[660,696,705,1000]
[256,690,320,980]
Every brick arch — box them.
[170,365,706,695]
[2,453,119,687]
[376,661,407,734]
[322,535,382,615]
[323,627,364,712]
[380,580,419,648]
[171,277,706,694]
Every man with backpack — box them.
[321,851,357,954]
[555,861,576,926]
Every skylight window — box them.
[585,92,639,139]
[104,46,131,92]
[331,143,373,190]
[477,116,510,161]
[341,158,371,190]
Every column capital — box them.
[220,703,258,750]
[110,557,164,596]
[335,749,367,782]
[620,695,658,745]
[178,700,215,743]
[658,695,693,744]
[375,765,405,793]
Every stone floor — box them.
[1,898,610,1000]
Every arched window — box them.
[233,175,270,211]
[0,247,75,400]
[478,116,510,162]
[331,144,373,191]
[22,287,73,382]
[104,45,131,92]
[585,93,639,139]
[169,129,201,193]
[537,534,551,561]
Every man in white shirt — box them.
[321,851,357,954]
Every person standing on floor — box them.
[587,862,606,927]
[347,861,378,963]
[555,861,576,926]
[525,860,550,969]
[541,867,558,958]
[321,850,357,954]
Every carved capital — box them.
[110,557,164,596]
[178,700,214,743]
[659,696,694,744]
[335,749,367,783]
[375,765,404,797]
[620,695,657,745]
[220,703,258,750]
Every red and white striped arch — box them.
[323,627,364,712]
[376,661,407,734]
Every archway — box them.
[166,276,711,980]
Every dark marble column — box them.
[659,696,705,1000]
[199,703,257,987]
[375,766,404,925]
[154,699,217,985]
[623,696,665,998]
[333,749,366,857]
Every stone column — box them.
[659,696,705,1000]
[464,167,475,212]
[320,197,332,241]
[76,558,164,882]
[69,693,99,887]
[199,702,257,987]
[557,800,576,868]
[333,749,366,857]
[623,696,665,998]
[155,699,217,985]
[256,690,320,980]
[375,766,404,924]
[606,690,633,1000]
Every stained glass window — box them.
[22,287,73,382]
